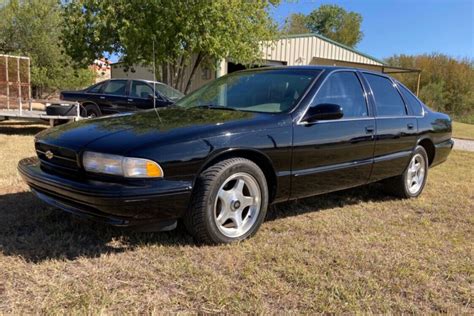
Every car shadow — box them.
[0,191,195,263]
[0,184,395,263]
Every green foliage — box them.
[419,81,446,112]
[0,0,94,97]
[282,13,310,35]
[386,54,474,117]
[62,0,279,93]
[305,5,363,47]
[452,113,474,125]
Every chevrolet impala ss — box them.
[18,66,453,244]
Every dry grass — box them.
[0,120,473,314]
[453,121,474,140]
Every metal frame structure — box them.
[0,54,84,126]
[379,64,422,97]
[0,54,31,112]
[309,57,422,96]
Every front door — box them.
[128,80,166,110]
[291,70,376,199]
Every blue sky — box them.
[271,0,474,60]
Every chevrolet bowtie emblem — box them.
[45,150,54,159]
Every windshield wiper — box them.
[193,104,236,111]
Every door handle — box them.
[407,123,415,130]
[127,99,133,102]
[365,125,375,134]
[99,96,105,100]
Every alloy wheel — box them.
[406,153,426,194]
[213,172,261,238]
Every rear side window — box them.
[103,80,128,96]
[88,82,104,93]
[365,73,407,116]
[399,84,424,116]
[314,72,368,118]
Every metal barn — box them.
[112,33,420,93]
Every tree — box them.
[0,0,94,97]
[305,5,363,47]
[282,13,310,35]
[62,0,279,93]
[386,53,474,119]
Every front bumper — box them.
[18,157,192,228]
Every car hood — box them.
[36,107,280,155]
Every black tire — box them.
[184,158,269,244]
[84,104,101,118]
[382,145,429,198]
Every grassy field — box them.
[453,121,474,140]
[452,113,474,125]
[0,120,473,314]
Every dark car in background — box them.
[19,66,453,244]
[60,79,184,117]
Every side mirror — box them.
[302,103,343,123]
[147,93,155,100]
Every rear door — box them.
[291,70,376,198]
[362,73,418,181]
[101,80,131,114]
[84,81,107,106]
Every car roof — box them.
[237,65,389,77]
[107,66,390,84]
[106,78,167,85]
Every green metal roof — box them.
[278,33,386,66]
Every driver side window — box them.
[314,72,368,118]
[131,81,154,98]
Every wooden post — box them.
[5,56,9,110]
[28,57,32,111]
[18,57,22,115]
[416,72,421,97]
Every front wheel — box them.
[383,145,429,198]
[184,158,269,244]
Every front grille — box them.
[35,142,80,172]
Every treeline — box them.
[0,0,94,98]
[1,0,473,117]
[386,54,474,122]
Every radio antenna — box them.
[152,39,162,123]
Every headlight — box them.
[82,151,163,178]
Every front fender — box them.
[132,126,292,202]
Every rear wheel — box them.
[383,145,428,198]
[84,104,101,118]
[184,158,268,244]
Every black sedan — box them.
[19,66,453,244]
[60,79,184,117]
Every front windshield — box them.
[154,83,184,101]
[176,69,320,113]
